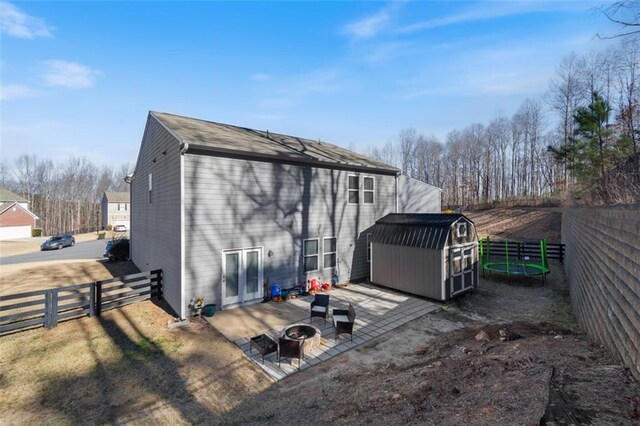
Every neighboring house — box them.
[130,111,441,318]
[0,188,39,240]
[101,192,130,229]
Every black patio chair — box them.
[278,337,305,370]
[310,294,330,323]
[333,303,356,341]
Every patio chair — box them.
[310,294,330,323]
[333,303,356,341]
[278,337,305,370]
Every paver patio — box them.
[208,283,441,381]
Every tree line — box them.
[365,38,639,207]
[0,155,130,236]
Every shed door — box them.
[450,243,476,296]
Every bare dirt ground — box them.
[220,262,639,425]
[466,207,562,242]
[0,300,272,424]
[0,259,139,295]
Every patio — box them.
[207,283,441,381]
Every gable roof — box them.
[371,213,473,250]
[0,201,39,219]
[150,111,400,174]
[104,192,130,203]
[0,188,27,203]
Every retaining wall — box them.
[562,207,640,379]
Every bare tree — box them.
[597,0,640,40]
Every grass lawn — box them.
[0,301,272,424]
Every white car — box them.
[113,224,127,232]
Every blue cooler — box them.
[270,284,282,299]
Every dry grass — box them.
[0,260,140,296]
[466,207,562,242]
[0,301,273,424]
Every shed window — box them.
[456,222,467,238]
[363,177,374,204]
[367,233,372,262]
[323,237,337,269]
[348,175,359,204]
[148,173,153,205]
[303,239,319,272]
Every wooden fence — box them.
[479,239,565,262]
[0,269,162,335]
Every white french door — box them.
[222,248,263,307]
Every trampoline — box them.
[480,237,550,283]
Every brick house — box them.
[0,188,39,240]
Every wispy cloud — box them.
[0,84,40,100]
[0,1,52,39]
[343,1,406,39]
[398,1,588,34]
[41,60,101,89]
[251,73,272,81]
[257,68,343,110]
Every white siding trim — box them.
[179,153,186,319]
[441,250,446,301]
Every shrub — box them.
[97,231,106,240]
[109,239,130,261]
[106,224,113,231]
[32,228,42,237]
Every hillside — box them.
[466,208,562,243]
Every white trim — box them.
[303,238,320,273]
[179,154,185,319]
[363,176,375,205]
[221,246,264,308]
[347,174,359,205]
[322,236,337,270]
[441,250,446,301]
[0,201,39,220]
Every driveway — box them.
[0,239,109,265]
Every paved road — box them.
[0,239,109,265]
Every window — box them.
[367,233,372,262]
[456,222,467,238]
[348,175,359,204]
[363,176,375,204]
[323,237,337,269]
[303,239,319,272]
[148,173,153,205]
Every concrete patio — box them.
[207,283,441,381]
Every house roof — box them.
[104,192,130,203]
[0,188,27,203]
[371,213,472,250]
[150,111,400,174]
[0,201,39,219]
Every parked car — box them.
[41,235,75,250]
[104,239,130,262]
[113,224,127,232]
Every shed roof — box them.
[371,213,472,250]
[150,111,400,174]
[104,192,130,203]
[0,188,27,203]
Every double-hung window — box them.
[303,239,319,272]
[363,176,375,204]
[348,175,359,204]
[323,237,337,269]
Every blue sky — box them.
[1,0,618,166]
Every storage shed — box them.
[370,213,479,301]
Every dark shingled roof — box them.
[371,213,473,250]
[0,188,27,203]
[104,192,130,203]
[151,111,400,174]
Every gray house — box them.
[370,213,479,301]
[101,192,130,229]
[130,111,441,318]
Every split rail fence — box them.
[0,269,162,335]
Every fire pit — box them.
[283,324,321,351]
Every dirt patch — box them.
[466,208,562,242]
[0,260,140,295]
[0,300,272,424]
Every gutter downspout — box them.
[179,142,188,319]
[395,172,399,213]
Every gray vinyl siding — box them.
[397,175,441,213]
[130,115,183,316]
[371,243,443,300]
[183,154,396,309]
